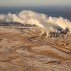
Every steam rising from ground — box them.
[0,10,71,37]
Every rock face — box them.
[0,26,71,71]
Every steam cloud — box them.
[0,10,71,37]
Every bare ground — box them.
[0,26,71,71]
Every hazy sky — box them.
[0,0,71,7]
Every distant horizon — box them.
[0,6,71,19]
[0,6,71,10]
[0,5,71,7]
[0,5,71,9]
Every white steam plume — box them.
[0,10,71,37]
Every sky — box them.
[0,0,71,7]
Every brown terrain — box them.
[0,26,71,71]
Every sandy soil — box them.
[0,26,71,71]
